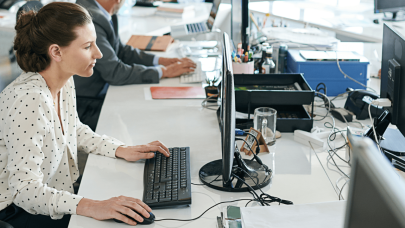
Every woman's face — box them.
[59,22,102,77]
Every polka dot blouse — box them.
[0,72,124,219]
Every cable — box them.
[335,51,376,93]
[233,167,293,206]
[154,199,253,222]
[314,91,331,121]
[309,141,340,197]
[368,103,382,152]
[201,95,219,110]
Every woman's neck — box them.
[39,65,71,98]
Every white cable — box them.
[368,99,392,152]
[335,51,377,93]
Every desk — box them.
[66,39,377,227]
[68,79,343,228]
[249,0,405,43]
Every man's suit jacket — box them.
[74,0,160,99]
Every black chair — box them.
[0,220,13,228]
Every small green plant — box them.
[205,75,219,87]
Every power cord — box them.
[232,167,293,206]
[154,199,254,222]
[368,98,392,152]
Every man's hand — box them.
[77,196,152,226]
[115,140,170,161]
[161,60,196,78]
[158,57,194,67]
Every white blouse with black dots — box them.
[0,72,124,219]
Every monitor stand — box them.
[199,151,272,192]
[382,12,405,22]
[365,110,405,155]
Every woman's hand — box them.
[76,196,152,226]
[115,140,170,161]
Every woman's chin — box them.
[78,69,94,77]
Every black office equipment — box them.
[233,73,314,132]
[366,24,405,156]
[142,147,191,208]
[241,0,249,52]
[344,88,383,120]
[134,0,157,7]
[114,211,155,224]
[344,137,405,228]
[374,0,405,21]
[199,33,271,192]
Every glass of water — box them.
[254,107,277,146]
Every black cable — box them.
[235,138,270,172]
[154,199,253,222]
[191,175,222,185]
[233,167,293,206]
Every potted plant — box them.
[204,76,219,102]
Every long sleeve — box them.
[3,92,82,219]
[76,113,124,158]
[94,23,160,85]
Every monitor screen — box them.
[380,24,405,136]
[375,0,405,13]
[344,137,405,228]
[221,32,236,185]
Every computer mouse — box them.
[113,211,155,225]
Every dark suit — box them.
[75,0,160,131]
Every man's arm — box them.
[94,23,160,85]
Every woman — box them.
[0,2,169,227]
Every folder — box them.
[150,86,205,99]
[126,35,174,52]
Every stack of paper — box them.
[155,3,195,19]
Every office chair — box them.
[0,221,13,228]
[9,0,43,63]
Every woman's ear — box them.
[48,44,62,62]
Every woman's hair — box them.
[14,2,92,73]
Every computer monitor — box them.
[374,0,405,21]
[365,24,405,156]
[344,137,405,228]
[199,33,271,192]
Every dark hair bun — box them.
[13,2,92,73]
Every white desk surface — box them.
[65,41,387,227]
[249,0,405,43]
[68,78,343,228]
[118,3,212,43]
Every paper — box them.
[240,201,346,228]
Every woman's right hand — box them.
[76,196,152,226]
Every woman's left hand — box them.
[115,140,170,161]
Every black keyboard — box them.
[143,147,191,208]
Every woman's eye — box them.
[85,45,91,50]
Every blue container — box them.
[286,50,369,96]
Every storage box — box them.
[233,73,314,132]
[286,50,369,96]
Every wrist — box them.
[161,67,167,78]
[115,146,127,159]
[76,198,97,217]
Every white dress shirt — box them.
[0,72,124,219]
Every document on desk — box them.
[150,86,205,99]
[240,201,346,228]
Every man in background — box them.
[75,0,196,131]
